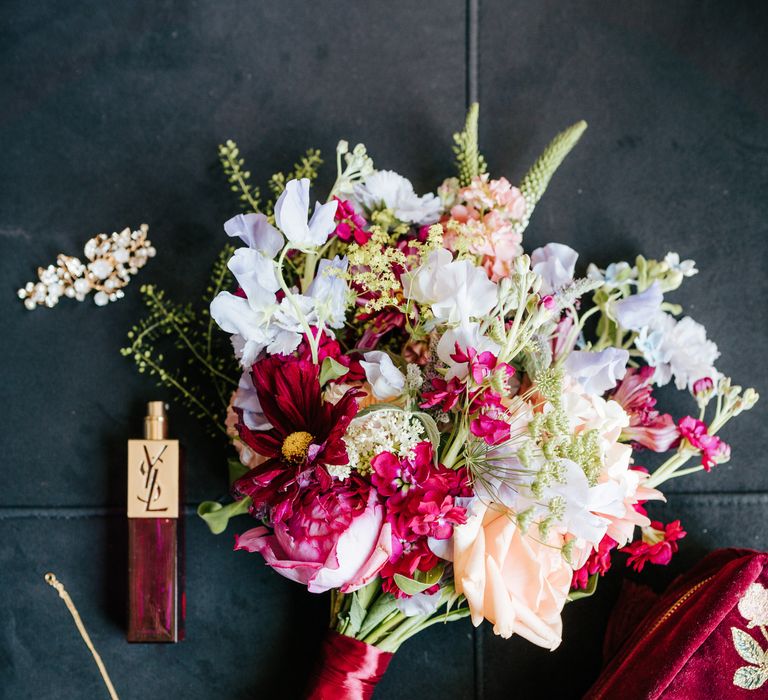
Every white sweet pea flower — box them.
[530,243,578,295]
[233,370,272,431]
[227,247,280,311]
[307,256,349,329]
[359,351,406,400]
[664,252,698,277]
[224,212,283,258]
[274,178,338,250]
[354,170,442,225]
[564,348,629,395]
[613,281,663,331]
[403,249,497,325]
[436,323,500,380]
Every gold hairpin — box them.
[18,224,155,309]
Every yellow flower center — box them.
[281,431,314,464]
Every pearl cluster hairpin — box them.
[18,224,155,309]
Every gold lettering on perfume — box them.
[128,440,179,518]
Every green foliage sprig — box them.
[121,245,238,436]
[514,120,587,235]
[218,139,262,213]
[453,102,487,186]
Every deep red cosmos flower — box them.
[233,354,361,523]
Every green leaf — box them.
[393,565,445,596]
[319,356,348,386]
[567,573,599,602]
[731,627,766,665]
[197,497,252,535]
[346,593,367,637]
[228,457,250,485]
[733,665,768,690]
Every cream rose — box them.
[452,500,572,650]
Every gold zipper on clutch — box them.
[590,574,715,699]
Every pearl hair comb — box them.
[18,224,155,309]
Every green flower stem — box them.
[277,245,319,364]
[646,449,694,488]
[360,610,405,646]
[441,420,468,470]
[146,286,237,387]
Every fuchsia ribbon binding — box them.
[305,631,394,700]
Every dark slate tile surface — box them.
[477,0,768,493]
[0,0,466,507]
[2,2,767,699]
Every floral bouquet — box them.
[126,104,757,698]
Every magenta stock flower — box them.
[470,414,511,445]
[333,196,370,244]
[678,415,731,470]
[612,367,680,452]
[233,355,361,521]
[450,343,514,386]
[623,520,686,572]
[371,442,469,597]
[421,376,465,411]
[571,535,617,590]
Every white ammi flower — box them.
[354,170,442,225]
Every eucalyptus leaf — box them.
[319,356,348,386]
[198,497,252,535]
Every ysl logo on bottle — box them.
[137,444,169,512]
[128,440,179,519]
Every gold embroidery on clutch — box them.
[731,582,768,690]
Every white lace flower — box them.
[344,410,425,474]
[354,170,442,225]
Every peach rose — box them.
[452,500,572,649]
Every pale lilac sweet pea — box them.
[233,370,272,431]
[275,178,338,250]
[224,212,283,257]
[614,281,663,331]
[531,243,578,295]
[564,347,629,395]
[360,351,406,400]
[307,256,350,329]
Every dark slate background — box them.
[1,2,766,698]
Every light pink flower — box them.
[235,487,391,594]
[452,500,572,649]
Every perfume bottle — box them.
[127,402,184,642]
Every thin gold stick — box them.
[44,573,120,700]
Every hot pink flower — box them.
[371,442,469,597]
[693,376,714,397]
[420,376,465,411]
[470,414,511,445]
[571,535,617,590]
[612,367,680,452]
[450,344,514,386]
[622,520,686,572]
[235,484,391,593]
[332,197,369,244]
[678,415,731,470]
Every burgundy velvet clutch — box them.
[585,549,768,699]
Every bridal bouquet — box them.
[125,105,757,698]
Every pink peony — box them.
[235,485,391,594]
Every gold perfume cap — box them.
[144,401,168,440]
